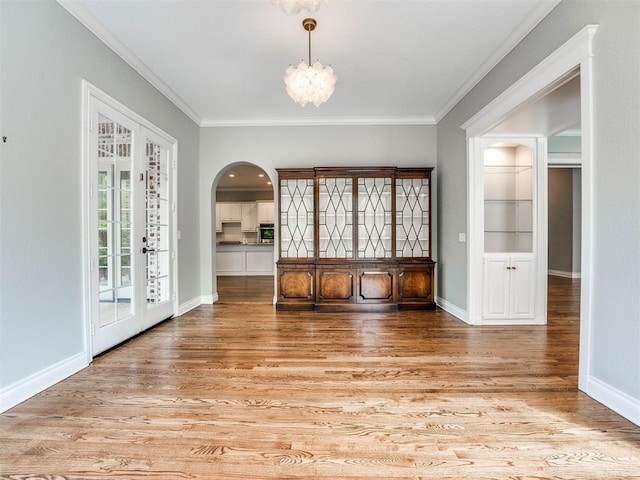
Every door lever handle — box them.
[142,247,155,254]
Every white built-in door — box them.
[88,89,176,355]
[483,255,535,319]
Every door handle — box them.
[142,247,155,254]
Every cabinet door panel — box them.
[399,270,431,300]
[318,271,354,301]
[358,271,393,302]
[483,258,510,319]
[510,258,535,317]
[279,270,313,300]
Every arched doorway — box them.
[211,163,275,304]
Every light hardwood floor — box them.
[1,276,639,479]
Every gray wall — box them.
[0,1,200,389]
[548,168,575,274]
[437,0,640,399]
[200,125,437,297]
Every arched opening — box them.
[210,162,275,304]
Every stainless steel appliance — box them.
[259,223,274,243]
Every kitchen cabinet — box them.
[276,166,434,311]
[257,201,274,224]
[241,202,257,232]
[216,243,274,275]
[215,204,222,233]
[218,203,242,222]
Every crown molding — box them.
[434,0,562,123]
[200,115,436,128]
[56,0,202,126]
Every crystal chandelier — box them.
[284,18,336,107]
[271,0,328,15]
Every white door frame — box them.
[82,80,178,359]
[461,25,597,391]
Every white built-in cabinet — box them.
[479,138,542,323]
[483,256,535,320]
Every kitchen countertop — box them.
[216,242,274,247]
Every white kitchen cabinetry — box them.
[215,204,222,232]
[218,203,242,222]
[483,255,535,320]
[257,201,274,224]
[241,202,257,233]
[216,244,274,275]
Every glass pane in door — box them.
[396,177,430,257]
[318,177,353,258]
[358,177,392,258]
[280,178,314,258]
[145,141,170,305]
[97,115,133,327]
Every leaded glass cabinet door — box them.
[357,177,392,259]
[280,177,315,259]
[396,176,430,258]
[318,177,353,259]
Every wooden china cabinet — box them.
[276,166,435,312]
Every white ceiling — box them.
[59,0,560,127]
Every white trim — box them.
[57,1,201,126]
[200,116,436,128]
[435,0,561,122]
[84,81,177,145]
[587,376,640,427]
[577,46,595,394]
[548,269,581,279]
[201,294,216,305]
[82,80,179,356]
[461,26,598,137]
[466,138,484,326]
[0,353,88,413]
[436,296,469,324]
[481,317,546,326]
[462,24,597,394]
[177,296,202,316]
[548,152,581,166]
[536,137,549,325]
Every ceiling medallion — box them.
[283,17,336,108]
[271,0,328,15]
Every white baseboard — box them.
[587,375,640,427]
[548,269,581,278]
[177,296,202,316]
[200,294,217,304]
[436,296,469,323]
[0,352,88,413]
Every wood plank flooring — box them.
[1,276,639,479]
[216,275,274,304]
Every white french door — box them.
[87,88,176,355]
